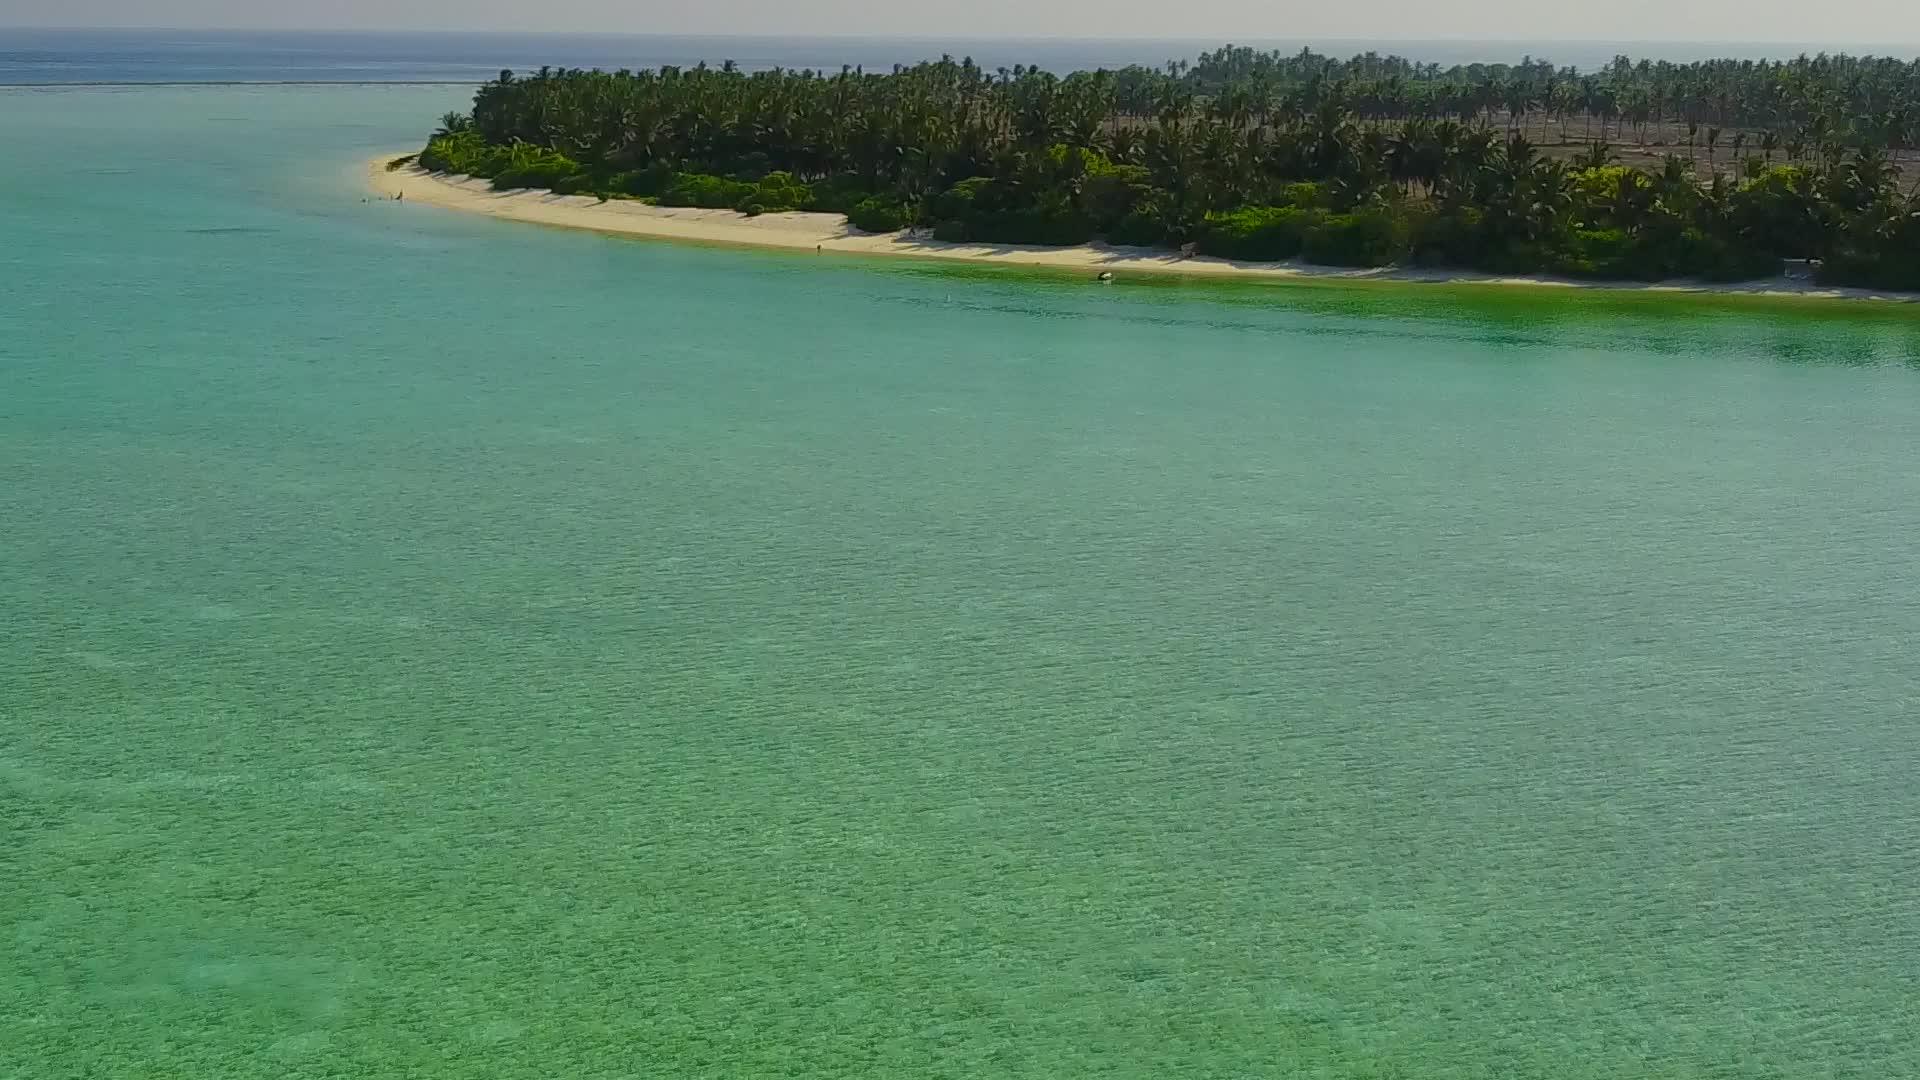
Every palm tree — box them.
[1388,120,1429,193]
[1551,81,1581,143]
[416,45,1920,284]
[1594,87,1620,144]
[1575,140,1617,170]
[1837,146,1896,209]
[1503,82,1532,138]
[1626,94,1654,145]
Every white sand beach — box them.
[367,157,1919,303]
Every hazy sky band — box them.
[6,0,1920,44]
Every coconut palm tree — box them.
[416,46,1920,285]
[1575,140,1617,170]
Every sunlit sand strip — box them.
[366,156,1918,303]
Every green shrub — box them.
[981,206,1093,246]
[924,177,1091,246]
[1820,206,1920,289]
[932,177,994,223]
[1083,167,1158,230]
[848,196,910,232]
[1199,206,1319,261]
[609,164,675,198]
[1303,211,1408,267]
[419,132,499,175]
[1698,243,1781,283]
[740,202,766,217]
[1275,182,1329,209]
[809,176,875,214]
[1409,207,1487,268]
[486,144,580,191]
[1728,165,1828,259]
[1555,228,1635,278]
[492,165,573,190]
[661,173,757,208]
[749,171,814,212]
[1820,253,1920,291]
[1105,207,1168,247]
[932,219,970,242]
[1041,210,1096,246]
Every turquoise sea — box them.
[5,84,1920,1079]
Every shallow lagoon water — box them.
[4,86,1920,1078]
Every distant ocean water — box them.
[4,28,1918,85]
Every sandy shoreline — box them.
[366,156,1919,303]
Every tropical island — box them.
[402,47,1920,291]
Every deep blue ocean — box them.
[4,28,1917,85]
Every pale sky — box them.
[3,0,1918,45]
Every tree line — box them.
[416,48,1920,289]
[1181,47,1920,148]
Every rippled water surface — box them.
[4,86,1920,1079]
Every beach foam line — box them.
[365,156,1918,303]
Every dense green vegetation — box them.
[417,49,1920,289]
